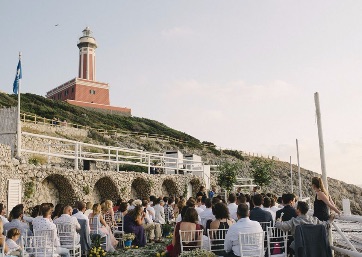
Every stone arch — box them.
[162,179,178,197]
[131,177,151,199]
[36,174,77,205]
[94,176,120,203]
[190,178,202,198]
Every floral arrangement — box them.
[123,233,136,241]
[162,223,173,233]
[89,246,106,257]
[179,249,217,257]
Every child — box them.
[6,228,22,257]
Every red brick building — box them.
[46,27,131,116]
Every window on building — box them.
[89,90,96,95]
[71,87,74,93]
[65,90,68,96]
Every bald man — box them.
[54,205,81,244]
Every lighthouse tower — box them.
[77,27,97,81]
[46,27,131,116]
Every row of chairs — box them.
[179,226,288,257]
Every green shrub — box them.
[28,155,47,165]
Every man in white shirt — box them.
[142,200,162,242]
[0,203,9,224]
[33,204,70,257]
[224,204,263,257]
[72,202,90,233]
[199,198,215,229]
[195,197,205,215]
[84,202,93,217]
[153,199,165,224]
[54,205,81,244]
[227,193,238,221]
[262,197,276,222]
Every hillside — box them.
[2,92,362,214]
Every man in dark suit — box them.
[250,194,273,224]
[276,193,297,221]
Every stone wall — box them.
[0,148,204,207]
[22,122,88,139]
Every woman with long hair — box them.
[312,177,341,221]
[102,200,116,232]
[123,204,146,247]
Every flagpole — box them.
[16,52,21,159]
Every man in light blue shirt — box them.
[224,204,263,257]
[4,205,32,237]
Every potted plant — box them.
[123,233,136,248]
[89,234,106,257]
[162,223,173,237]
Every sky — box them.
[1,1,362,185]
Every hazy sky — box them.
[1,1,362,185]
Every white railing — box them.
[21,132,206,179]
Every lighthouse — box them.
[77,27,97,81]
[46,27,131,116]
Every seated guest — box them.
[72,201,90,235]
[195,197,205,215]
[4,205,32,237]
[275,201,334,251]
[164,197,175,224]
[224,204,263,257]
[270,197,280,213]
[141,200,162,243]
[52,204,64,220]
[199,198,215,229]
[84,202,93,217]
[123,204,146,247]
[0,203,9,224]
[276,193,297,221]
[209,202,234,256]
[173,199,186,219]
[0,220,10,254]
[227,193,238,221]
[102,200,116,231]
[176,199,201,223]
[119,202,128,217]
[262,197,276,222]
[54,205,81,244]
[89,204,118,252]
[30,205,41,218]
[6,228,22,257]
[32,204,70,257]
[172,208,203,257]
[249,194,273,225]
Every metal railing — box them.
[21,132,206,178]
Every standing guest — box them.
[251,186,260,196]
[153,198,166,224]
[6,228,22,257]
[89,204,117,251]
[209,186,216,199]
[270,198,280,213]
[276,193,297,221]
[199,198,215,229]
[4,205,32,237]
[196,186,207,198]
[123,205,146,247]
[84,202,93,217]
[32,204,70,257]
[224,204,263,257]
[227,193,238,221]
[164,197,175,224]
[236,187,243,197]
[249,194,273,224]
[312,177,341,221]
[0,220,9,255]
[0,203,9,224]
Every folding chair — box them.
[259,221,272,253]
[267,227,287,257]
[179,229,203,253]
[207,228,228,256]
[113,213,124,248]
[89,217,108,250]
[56,223,81,257]
[238,231,264,257]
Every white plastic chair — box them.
[56,223,81,257]
[113,213,124,247]
[207,228,228,255]
[259,221,272,253]
[266,227,287,257]
[88,217,108,250]
[24,234,58,257]
[179,230,203,253]
[238,231,264,257]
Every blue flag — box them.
[13,59,22,94]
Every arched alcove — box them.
[161,179,178,197]
[131,177,151,199]
[94,177,120,202]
